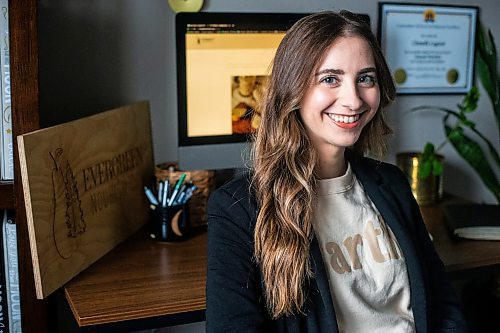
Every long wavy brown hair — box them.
[251,11,396,318]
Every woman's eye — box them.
[358,75,377,86]
[320,76,338,85]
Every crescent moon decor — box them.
[150,204,190,241]
[170,209,184,237]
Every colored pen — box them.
[175,183,190,205]
[183,185,198,202]
[168,173,186,206]
[164,180,170,206]
[179,184,198,204]
[176,192,186,205]
[158,181,164,205]
[144,186,159,205]
[162,180,169,207]
[172,184,187,205]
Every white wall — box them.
[38,0,500,204]
[38,1,499,201]
[36,1,499,332]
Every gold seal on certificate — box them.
[447,69,459,84]
[394,68,407,84]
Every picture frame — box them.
[378,2,478,94]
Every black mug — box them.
[149,203,190,242]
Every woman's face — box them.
[300,36,380,158]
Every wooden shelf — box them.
[0,183,14,209]
[65,228,207,327]
[9,1,49,332]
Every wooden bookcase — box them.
[0,0,50,331]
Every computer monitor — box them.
[175,12,307,170]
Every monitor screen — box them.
[176,12,308,170]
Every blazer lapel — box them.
[310,236,339,332]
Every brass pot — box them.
[396,152,443,205]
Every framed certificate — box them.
[378,3,478,94]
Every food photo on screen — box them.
[231,75,268,134]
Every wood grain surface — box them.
[10,1,51,331]
[65,229,207,327]
[419,195,500,272]
[17,101,154,299]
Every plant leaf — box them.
[476,23,500,132]
[460,86,479,113]
[432,158,443,176]
[461,119,476,128]
[418,143,441,179]
[418,159,433,179]
[441,106,500,169]
[477,23,497,85]
[476,50,496,107]
[423,142,435,156]
[447,126,463,141]
[467,124,500,169]
[445,124,500,203]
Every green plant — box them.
[411,22,500,203]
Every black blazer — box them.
[206,152,468,332]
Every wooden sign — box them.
[17,101,154,299]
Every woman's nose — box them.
[339,82,363,111]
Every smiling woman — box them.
[206,10,470,333]
[300,36,381,178]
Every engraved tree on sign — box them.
[49,148,86,259]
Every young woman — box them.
[206,11,468,333]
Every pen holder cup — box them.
[149,203,190,242]
[155,164,215,228]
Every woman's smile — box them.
[325,110,367,128]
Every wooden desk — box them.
[64,228,207,329]
[419,197,500,272]
[64,197,500,329]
